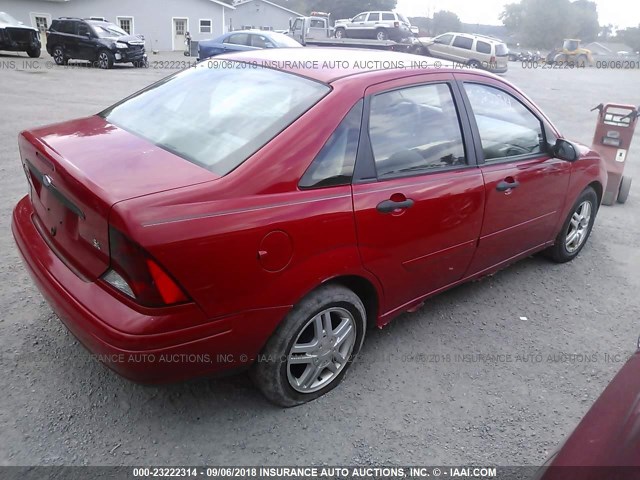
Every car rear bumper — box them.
[12,195,289,383]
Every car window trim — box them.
[352,79,479,185]
[456,80,552,166]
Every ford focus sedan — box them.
[12,48,606,407]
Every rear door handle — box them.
[376,198,415,213]
[496,179,520,192]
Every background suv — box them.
[416,32,509,73]
[47,18,147,69]
[334,11,416,41]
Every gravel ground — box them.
[0,51,639,467]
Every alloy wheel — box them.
[99,52,109,69]
[287,307,356,393]
[565,200,592,253]
[54,48,64,65]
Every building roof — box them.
[208,0,236,9]
[221,47,463,84]
[233,0,301,16]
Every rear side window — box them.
[476,41,491,54]
[225,33,249,45]
[299,100,363,189]
[495,43,508,56]
[381,13,395,21]
[369,83,467,178]
[101,64,330,176]
[368,13,380,22]
[452,36,473,50]
[59,21,76,34]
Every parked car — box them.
[334,11,417,41]
[415,32,509,73]
[0,11,41,58]
[46,17,147,69]
[12,48,606,407]
[537,340,640,478]
[197,30,301,60]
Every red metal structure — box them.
[590,103,638,205]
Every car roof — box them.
[220,47,467,83]
[440,32,505,44]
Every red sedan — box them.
[12,48,606,406]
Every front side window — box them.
[299,100,363,189]
[101,64,329,176]
[251,34,273,48]
[464,83,544,162]
[352,14,367,22]
[435,34,453,45]
[292,18,303,31]
[452,36,473,50]
[369,83,467,178]
[77,23,90,36]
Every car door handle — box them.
[496,179,520,192]
[376,198,415,213]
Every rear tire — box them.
[52,46,67,65]
[376,29,389,41]
[250,284,366,407]
[617,176,632,204]
[546,187,598,263]
[27,47,41,58]
[335,28,346,39]
[468,59,481,68]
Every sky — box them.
[396,0,640,29]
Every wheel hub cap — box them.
[287,307,356,394]
[565,200,592,253]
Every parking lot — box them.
[1,50,639,466]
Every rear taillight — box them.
[490,56,496,63]
[102,226,189,308]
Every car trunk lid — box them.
[19,115,217,281]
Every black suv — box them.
[47,18,147,69]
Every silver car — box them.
[416,32,508,73]
[334,11,417,41]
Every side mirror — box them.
[553,139,578,161]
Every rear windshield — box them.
[495,43,508,56]
[101,63,329,175]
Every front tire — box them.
[250,284,367,407]
[335,28,346,39]
[97,50,114,69]
[546,187,598,263]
